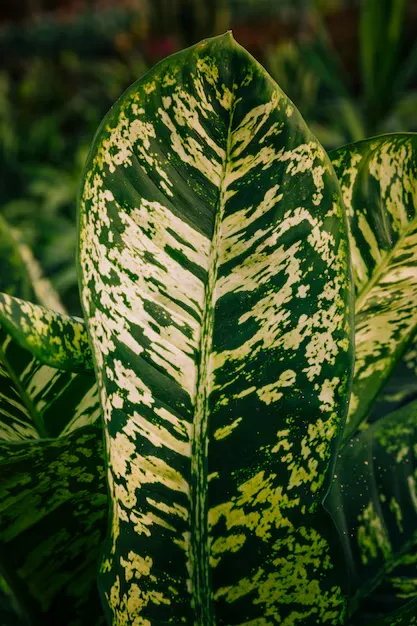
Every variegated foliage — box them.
[326,398,417,625]
[0,292,93,374]
[79,33,353,625]
[367,597,417,626]
[0,213,65,315]
[0,217,106,624]
[330,134,417,442]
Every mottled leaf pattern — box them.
[330,133,417,441]
[0,292,93,373]
[0,426,107,626]
[0,217,106,623]
[79,33,353,624]
[326,398,417,622]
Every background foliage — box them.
[2,0,417,315]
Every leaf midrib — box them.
[190,91,237,626]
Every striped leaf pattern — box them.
[0,326,99,441]
[0,293,93,373]
[330,133,417,441]
[326,398,417,623]
[0,217,106,624]
[79,33,353,624]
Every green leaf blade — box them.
[330,133,417,442]
[326,398,417,624]
[0,293,93,373]
[79,33,353,625]
[0,212,105,622]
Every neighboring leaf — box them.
[364,596,417,626]
[0,425,107,626]
[330,133,417,442]
[0,331,106,625]
[0,214,64,314]
[370,333,417,422]
[0,216,106,623]
[0,574,28,626]
[326,398,417,622]
[0,293,93,373]
[0,326,99,441]
[79,33,353,624]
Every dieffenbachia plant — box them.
[2,32,417,626]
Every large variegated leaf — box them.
[0,217,106,624]
[0,292,93,373]
[79,33,353,624]
[330,133,417,442]
[326,398,417,624]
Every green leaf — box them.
[370,334,417,422]
[79,33,353,624]
[0,214,64,314]
[0,216,106,623]
[365,596,417,626]
[0,293,93,373]
[326,398,417,622]
[330,133,417,442]
[0,426,107,626]
[0,325,105,625]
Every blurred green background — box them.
[1,0,417,316]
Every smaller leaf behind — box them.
[351,596,417,626]
[330,133,417,443]
[0,293,93,373]
[0,214,65,314]
[0,215,106,625]
[370,333,417,422]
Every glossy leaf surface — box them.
[330,133,417,441]
[79,33,353,624]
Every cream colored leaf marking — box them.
[81,121,211,623]
[199,80,349,619]
[331,136,417,440]
[79,34,352,625]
